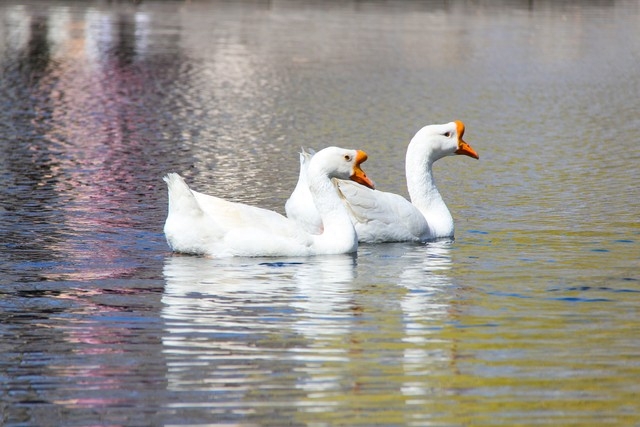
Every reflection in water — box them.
[161,243,459,422]
[396,242,459,403]
[162,254,360,421]
[0,284,166,426]
[161,254,357,394]
[0,4,172,282]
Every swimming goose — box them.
[285,121,479,243]
[284,148,323,234]
[163,146,375,257]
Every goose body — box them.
[284,148,323,235]
[285,121,479,243]
[163,147,374,257]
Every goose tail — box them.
[163,173,202,217]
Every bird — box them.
[284,148,324,235]
[163,146,375,257]
[285,121,479,243]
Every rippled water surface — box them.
[1,1,639,425]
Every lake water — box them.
[1,0,639,425]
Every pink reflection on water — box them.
[10,6,162,280]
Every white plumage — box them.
[286,121,479,243]
[163,147,374,257]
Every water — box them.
[1,0,639,425]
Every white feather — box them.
[285,121,479,243]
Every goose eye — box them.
[344,154,352,162]
[443,131,452,138]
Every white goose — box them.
[284,148,323,234]
[285,121,479,243]
[163,146,375,257]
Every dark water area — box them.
[1,0,639,425]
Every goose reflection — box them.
[161,253,357,395]
[394,241,460,401]
[161,243,459,418]
[288,242,459,417]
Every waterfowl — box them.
[284,148,323,234]
[285,121,479,243]
[163,146,375,257]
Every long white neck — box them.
[307,174,358,254]
[405,147,454,238]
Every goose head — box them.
[309,147,375,189]
[408,120,479,164]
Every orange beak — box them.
[453,120,479,159]
[350,150,375,189]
